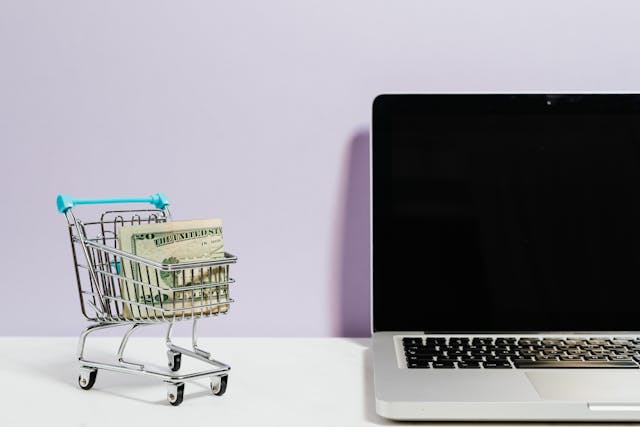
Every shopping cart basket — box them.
[56,193,237,406]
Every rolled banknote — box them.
[117,218,230,320]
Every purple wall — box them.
[2,0,640,336]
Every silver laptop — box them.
[372,94,640,421]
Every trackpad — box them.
[527,371,640,401]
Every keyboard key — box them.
[407,362,430,369]
[588,339,611,345]
[403,337,423,346]
[434,356,458,362]
[483,361,512,369]
[536,355,559,361]
[518,338,540,344]
[540,345,558,350]
[513,360,638,368]
[560,355,582,361]
[610,355,633,361]
[458,361,481,368]
[407,355,434,362]
[582,344,601,350]
[406,352,431,357]
[461,356,484,363]
[433,361,455,369]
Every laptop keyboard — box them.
[403,337,640,369]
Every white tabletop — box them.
[2,336,610,426]
[1,336,400,427]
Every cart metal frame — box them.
[57,193,237,405]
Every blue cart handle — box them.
[56,193,170,213]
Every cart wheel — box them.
[78,368,97,390]
[167,350,181,372]
[211,375,228,396]
[167,383,185,406]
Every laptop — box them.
[371,94,640,421]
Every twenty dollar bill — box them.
[117,218,229,319]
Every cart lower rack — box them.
[57,193,237,406]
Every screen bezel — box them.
[371,93,640,333]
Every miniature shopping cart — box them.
[56,193,237,406]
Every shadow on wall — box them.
[336,129,371,337]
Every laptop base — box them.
[374,332,640,421]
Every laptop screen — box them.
[372,94,640,332]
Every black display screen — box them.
[372,94,640,332]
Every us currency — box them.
[117,218,229,319]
